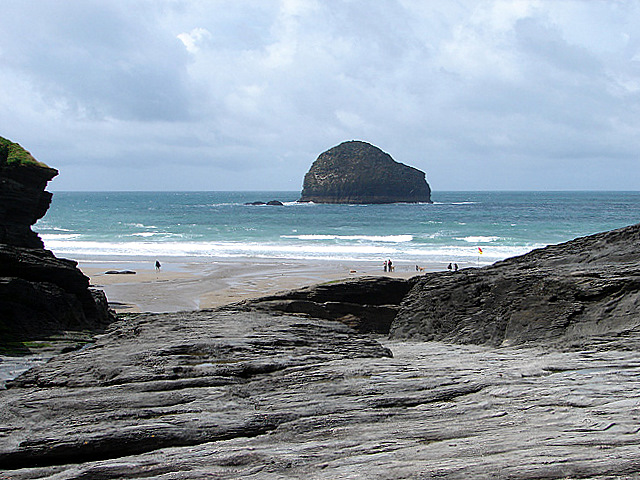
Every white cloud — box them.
[177,27,212,54]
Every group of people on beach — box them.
[384,260,460,273]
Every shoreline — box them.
[79,255,440,314]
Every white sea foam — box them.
[457,236,502,243]
[42,238,540,264]
[123,223,157,229]
[281,234,414,242]
[41,233,82,240]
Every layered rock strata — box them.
[0,136,114,343]
[392,222,640,349]
[2,307,640,478]
[0,137,57,249]
[299,140,432,204]
[235,276,416,333]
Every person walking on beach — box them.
[388,259,393,272]
[448,263,452,272]
[383,260,388,272]
[454,263,459,272]
[155,260,161,271]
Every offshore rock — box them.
[299,140,432,204]
[0,136,114,344]
[391,223,640,349]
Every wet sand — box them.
[80,256,440,313]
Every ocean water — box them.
[35,191,640,267]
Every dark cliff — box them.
[0,136,114,344]
[0,136,58,249]
[299,140,432,204]
[391,223,640,349]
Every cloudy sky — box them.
[1,0,639,191]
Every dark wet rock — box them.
[104,270,137,275]
[0,136,114,344]
[0,137,58,249]
[299,140,432,204]
[235,276,415,333]
[245,200,284,206]
[0,245,114,343]
[391,223,640,349]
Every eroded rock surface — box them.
[2,309,640,479]
[0,310,392,473]
[299,140,432,204]
[392,223,640,349]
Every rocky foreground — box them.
[2,311,640,479]
[2,224,640,478]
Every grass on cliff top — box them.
[0,136,49,168]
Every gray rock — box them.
[2,310,640,478]
[0,310,392,472]
[391,223,640,349]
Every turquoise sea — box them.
[35,191,640,267]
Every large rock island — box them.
[299,140,432,204]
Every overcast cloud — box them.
[1,0,639,191]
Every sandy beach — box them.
[79,256,440,313]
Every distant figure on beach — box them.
[388,259,393,272]
[416,265,419,272]
[383,260,388,272]
[155,260,161,271]
[454,263,459,272]
[447,263,452,272]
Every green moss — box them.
[21,341,53,349]
[0,135,49,168]
[0,342,30,355]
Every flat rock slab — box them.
[2,309,640,478]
